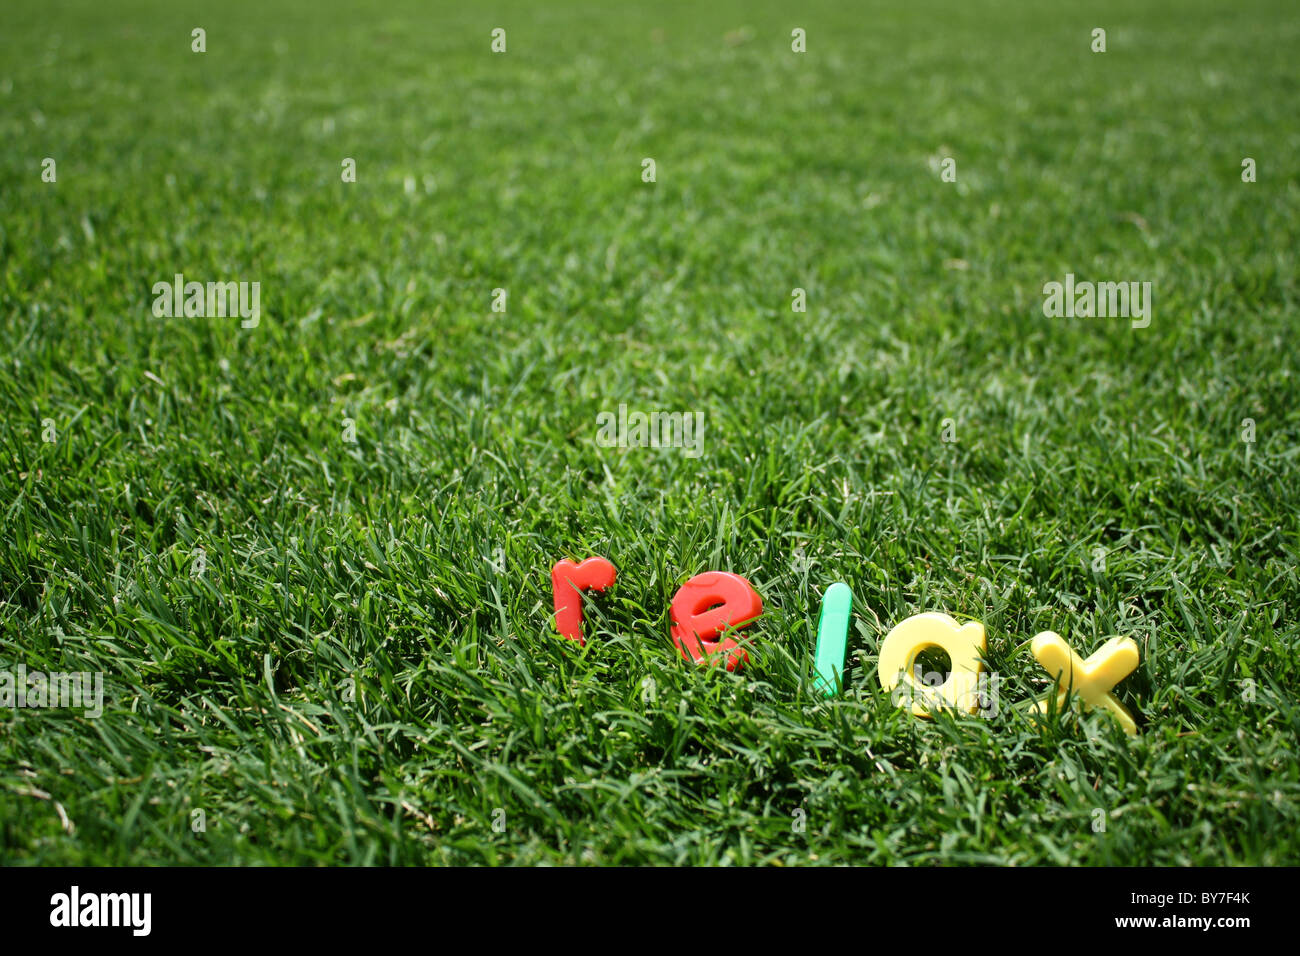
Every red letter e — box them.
[669,571,763,671]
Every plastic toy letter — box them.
[813,582,852,696]
[1030,632,1140,735]
[551,557,617,646]
[669,571,763,671]
[877,612,986,716]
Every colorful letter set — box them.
[553,557,1142,735]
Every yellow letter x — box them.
[1030,632,1140,735]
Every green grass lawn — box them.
[1,0,1298,865]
